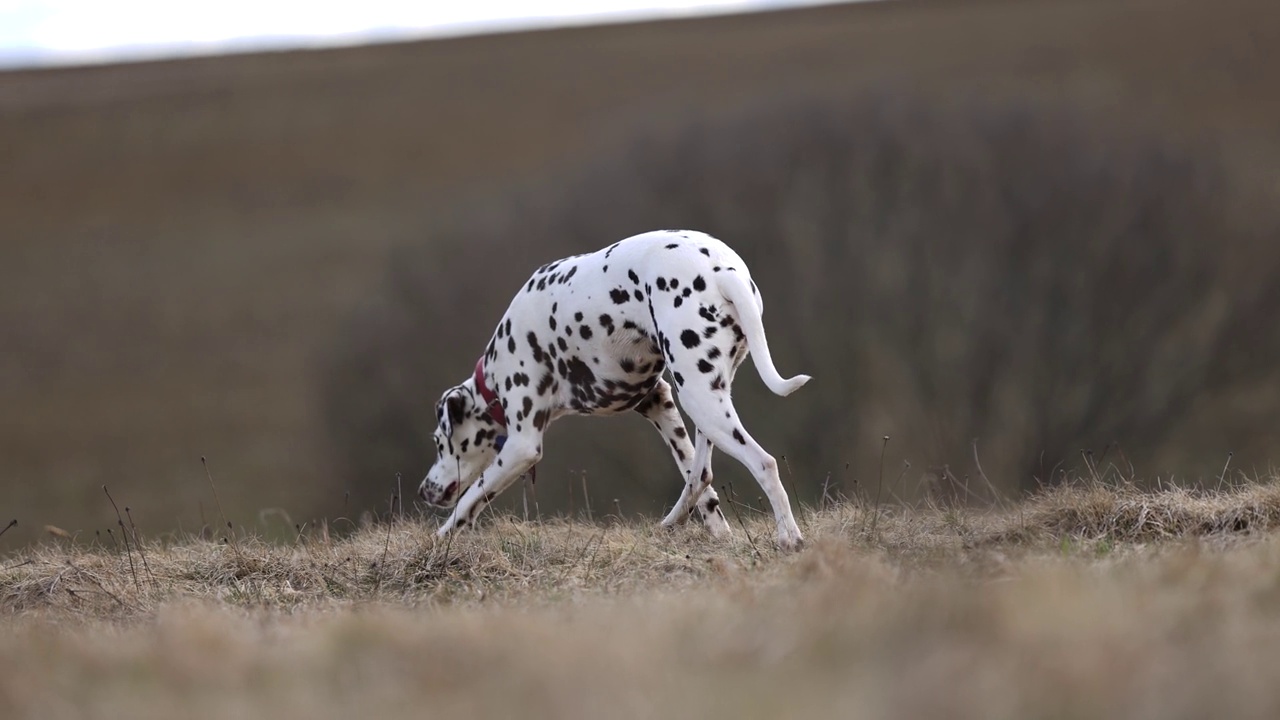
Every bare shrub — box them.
[322,87,1280,515]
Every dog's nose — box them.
[418,481,458,507]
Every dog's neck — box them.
[473,357,506,428]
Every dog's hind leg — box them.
[677,384,802,551]
[657,303,804,551]
[635,379,730,539]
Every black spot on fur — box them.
[680,329,700,348]
[599,314,615,335]
[628,269,640,285]
[699,248,710,256]
[633,289,644,302]
[692,275,706,291]
[665,243,679,249]
[733,429,746,445]
[620,358,636,373]
[574,311,584,322]
[670,278,679,290]
[610,288,630,304]
[537,373,554,395]
[673,372,685,386]
[675,427,687,438]
[507,337,517,353]
[557,336,568,352]
[673,296,684,308]
[521,396,533,418]
[656,277,667,291]
[697,359,714,373]
[549,316,557,331]
[707,346,722,360]
[632,390,657,415]
[566,357,595,387]
[527,332,544,363]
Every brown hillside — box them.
[2,0,1279,549]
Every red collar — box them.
[474,357,506,428]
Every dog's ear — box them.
[444,391,467,428]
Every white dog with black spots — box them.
[418,229,811,550]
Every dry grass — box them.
[992,479,1280,544]
[6,481,1280,718]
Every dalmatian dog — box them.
[418,229,811,550]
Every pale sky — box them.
[0,0,852,68]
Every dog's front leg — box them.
[438,434,543,536]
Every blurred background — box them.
[2,0,1279,550]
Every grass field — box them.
[5,1,1280,710]
[6,479,1280,718]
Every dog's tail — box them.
[718,271,811,397]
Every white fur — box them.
[418,230,810,550]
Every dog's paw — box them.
[776,525,805,553]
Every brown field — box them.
[3,0,1280,550]
[6,480,1280,718]
[5,2,1280,713]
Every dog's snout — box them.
[419,480,460,507]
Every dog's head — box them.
[417,384,503,508]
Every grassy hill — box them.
[2,0,1280,549]
[7,482,1280,718]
